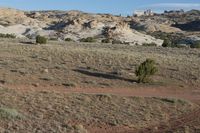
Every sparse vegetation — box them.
[160,37,187,48]
[0,37,199,132]
[151,31,187,48]
[162,39,173,47]
[65,38,73,42]
[0,39,199,88]
[0,33,16,38]
[36,35,47,44]
[80,37,96,43]
[190,41,200,48]
[0,87,196,132]
[135,59,158,83]
[112,40,122,44]
[101,38,111,43]
[143,42,157,46]
[0,107,24,120]
[49,38,58,41]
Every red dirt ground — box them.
[2,83,200,133]
[3,84,200,102]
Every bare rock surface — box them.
[0,7,163,46]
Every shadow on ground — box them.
[74,68,137,83]
[19,41,35,45]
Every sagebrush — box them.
[36,35,47,44]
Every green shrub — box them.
[143,42,157,46]
[162,39,172,47]
[162,39,185,48]
[101,38,111,43]
[190,41,200,48]
[135,59,158,83]
[0,33,16,38]
[65,38,73,42]
[36,35,47,44]
[80,37,96,43]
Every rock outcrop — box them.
[131,19,182,33]
[0,7,165,46]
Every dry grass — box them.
[0,87,197,132]
[0,108,24,120]
[0,38,200,132]
[0,38,199,89]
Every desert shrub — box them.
[151,31,186,48]
[80,37,96,43]
[0,33,16,38]
[162,39,172,47]
[65,38,73,42]
[143,42,157,46]
[49,38,58,41]
[190,41,200,48]
[135,59,158,83]
[101,38,111,43]
[162,38,185,48]
[36,35,47,44]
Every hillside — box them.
[0,8,200,46]
[0,8,162,46]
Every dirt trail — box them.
[3,84,200,102]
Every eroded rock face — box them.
[0,8,46,28]
[103,22,163,46]
[103,22,129,38]
[0,8,27,26]
[131,19,182,33]
[84,20,98,29]
[0,7,163,45]
[26,12,41,19]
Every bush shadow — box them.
[73,68,137,83]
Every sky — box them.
[0,0,200,15]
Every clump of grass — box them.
[0,33,16,38]
[0,107,24,120]
[80,37,96,43]
[143,42,157,47]
[101,38,111,43]
[65,38,74,42]
[49,38,58,41]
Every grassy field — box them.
[0,87,197,133]
[0,38,200,132]
[0,38,199,89]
